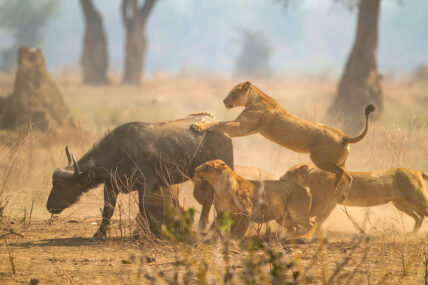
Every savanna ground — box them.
[1,74,428,284]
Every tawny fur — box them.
[282,164,428,234]
[192,81,375,201]
[193,160,315,239]
[192,165,275,231]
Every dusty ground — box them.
[1,75,428,284]
[1,218,428,284]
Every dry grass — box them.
[0,74,428,284]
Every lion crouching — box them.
[282,164,428,234]
[192,165,275,231]
[193,160,315,239]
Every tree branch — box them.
[140,0,157,24]
[80,0,96,19]
[121,0,132,30]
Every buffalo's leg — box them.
[136,178,158,236]
[146,185,175,237]
[94,183,118,239]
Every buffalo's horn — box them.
[65,146,72,166]
[71,154,80,176]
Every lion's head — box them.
[193,159,231,185]
[280,164,312,187]
[223,81,251,109]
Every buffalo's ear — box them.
[76,171,93,185]
[243,81,251,89]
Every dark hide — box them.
[47,114,234,238]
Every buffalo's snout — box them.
[47,207,62,215]
[46,189,65,214]
[46,200,63,214]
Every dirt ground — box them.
[1,75,428,284]
[1,217,428,284]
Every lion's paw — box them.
[191,122,206,133]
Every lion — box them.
[191,81,375,201]
[281,164,428,234]
[193,165,275,231]
[193,160,315,239]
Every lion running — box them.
[192,81,375,201]
[193,160,315,239]
[282,164,428,234]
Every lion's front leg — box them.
[230,214,251,239]
[191,121,256,137]
[191,121,219,133]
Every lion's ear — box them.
[300,165,309,172]
[243,81,251,89]
[217,161,228,169]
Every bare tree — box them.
[80,0,109,85]
[121,0,157,85]
[328,0,383,133]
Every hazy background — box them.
[0,0,427,235]
[1,0,427,78]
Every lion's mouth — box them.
[192,173,203,182]
[224,102,234,109]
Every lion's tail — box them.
[343,105,376,144]
[422,172,428,181]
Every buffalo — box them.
[46,114,233,239]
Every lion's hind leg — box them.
[283,209,316,239]
[316,163,351,203]
[392,199,424,235]
[291,219,316,239]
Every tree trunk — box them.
[121,0,156,85]
[123,15,146,84]
[80,0,109,85]
[328,0,383,134]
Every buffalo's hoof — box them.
[92,231,107,241]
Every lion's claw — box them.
[191,123,205,133]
